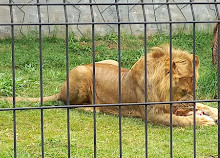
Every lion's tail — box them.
[0,93,61,103]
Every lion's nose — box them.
[186,94,195,107]
[179,94,194,107]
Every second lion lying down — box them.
[2,45,218,126]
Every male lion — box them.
[1,45,218,126]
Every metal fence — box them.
[0,1,220,158]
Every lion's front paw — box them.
[196,115,216,126]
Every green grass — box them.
[0,31,218,157]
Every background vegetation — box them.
[0,31,218,157]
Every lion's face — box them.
[173,76,194,102]
[170,54,200,103]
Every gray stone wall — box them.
[0,0,219,38]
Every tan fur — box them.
[1,45,217,126]
[212,23,218,65]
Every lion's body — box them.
[60,64,133,105]
[53,45,218,126]
[1,46,218,126]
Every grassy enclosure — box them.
[0,31,218,157]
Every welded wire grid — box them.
[0,1,220,158]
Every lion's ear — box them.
[151,47,166,58]
[191,55,200,68]
[195,55,200,68]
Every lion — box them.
[1,45,218,126]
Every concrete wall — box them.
[0,0,219,38]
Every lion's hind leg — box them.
[59,66,92,105]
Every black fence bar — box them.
[166,1,173,157]
[89,1,97,157]
[2,2,220,6]
[141,1,148,157]
[36,1,45,157]
[213,1,220,157]
[193,26,197,158]
[215,0,220,157]
[63,0,71,157]
[189,1,197,157]
[115,0,122,157]
[8,0,16,157]
[218,23,220,158]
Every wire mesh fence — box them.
[0,0,220,158]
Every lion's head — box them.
[152,45,200,103]
[131,45,200,111]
